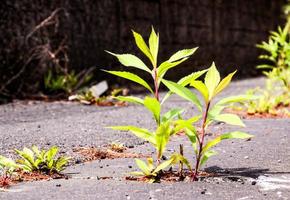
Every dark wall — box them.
[0,0,285,96]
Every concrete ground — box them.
[0,77,290,200]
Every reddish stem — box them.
[192,101,210,181]
[153,67,159,101]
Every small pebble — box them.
[277,160,281,163]
[201,189,207,194]
[244,156,249,159]
[251,181,257,185]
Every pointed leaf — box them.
[214,71,236,95]
[161,108,184,123]
[153,155,177,173]
[200,150,218,167]
[109,126,155,144]
[45,146,58,162]
[132,30,154,65]
[205,62,220,100]
[135,159,151,176]
[149,27,159,66]
[202,131,253,153]
[106,51,151,73]
[144,96,161,124]
[162,79,202,111]
[168,48,198,62]
[215,95,258,106]
[160,69,208,104]
[213,113,245,127]
[155,122,171,159]
[157,58,188,80]
[114,96,144,105]
[103,70,153,93]
[190,80,209,102]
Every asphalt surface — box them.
[1,77,290,199]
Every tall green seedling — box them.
[163,63,254,180]
[105,27,205,182]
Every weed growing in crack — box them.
[105,27,200,182]
[0,145,70,175]
[164,62,253,180]
[105,27,253,182]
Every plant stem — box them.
[153,67,159,101]
[179,144,184,177]
[192,101,210,181]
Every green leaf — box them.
[31,145,41,159]
[168,48,198,62]
[0,156,19,170]
[178,69,208,86]
[109,126,155,144]
[157,58,188,80]
[144,96,161,124]
[105,51,151,73]
[155,122,171,159]
[213,113,245,127]
[215,95,258,106]
[204,62,220,100]
[160,69,208,104]
[162,79,202,111]
[132,30,154,65]
[202,131,253,153]
[149,27,159,66]
[214,70,236,96]
[135,159,151,176]
[153,155,177,173]
[15,147,37,169]
[200,150,218,167]
[103,70,153,93]
[45,146,58,162]
[114,96,144,105]
[55,156,70,172]
[161,108,184,123]
[190,80,209,102]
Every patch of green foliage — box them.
[235,19,290,116]
[105,27,253,182]
[44,70,93,95]
[0,146,70,175]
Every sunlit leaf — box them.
[114,96,144,105]
[162,79,202,111]
[109,126,155,144]
[135,159,151,176]
[155,122,171,159]
[149,27,159,66]
[214,70,237,95]
[144,96,161,124]
[105,51,151,73]
[204,62,220,100]
[202,131,253,153]
[213,113,245,127]
[103,70,153,94]
[161,108,184,123]
[157,58,188,81]
[191,80,209,102]
[132,30,154,65]
[200,150,218,167]
[168,48,198,63]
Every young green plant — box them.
[163,62,254,180]
[105,27,203,180]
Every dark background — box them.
[0,0,286,97]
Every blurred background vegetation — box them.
[0,0,286,102]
